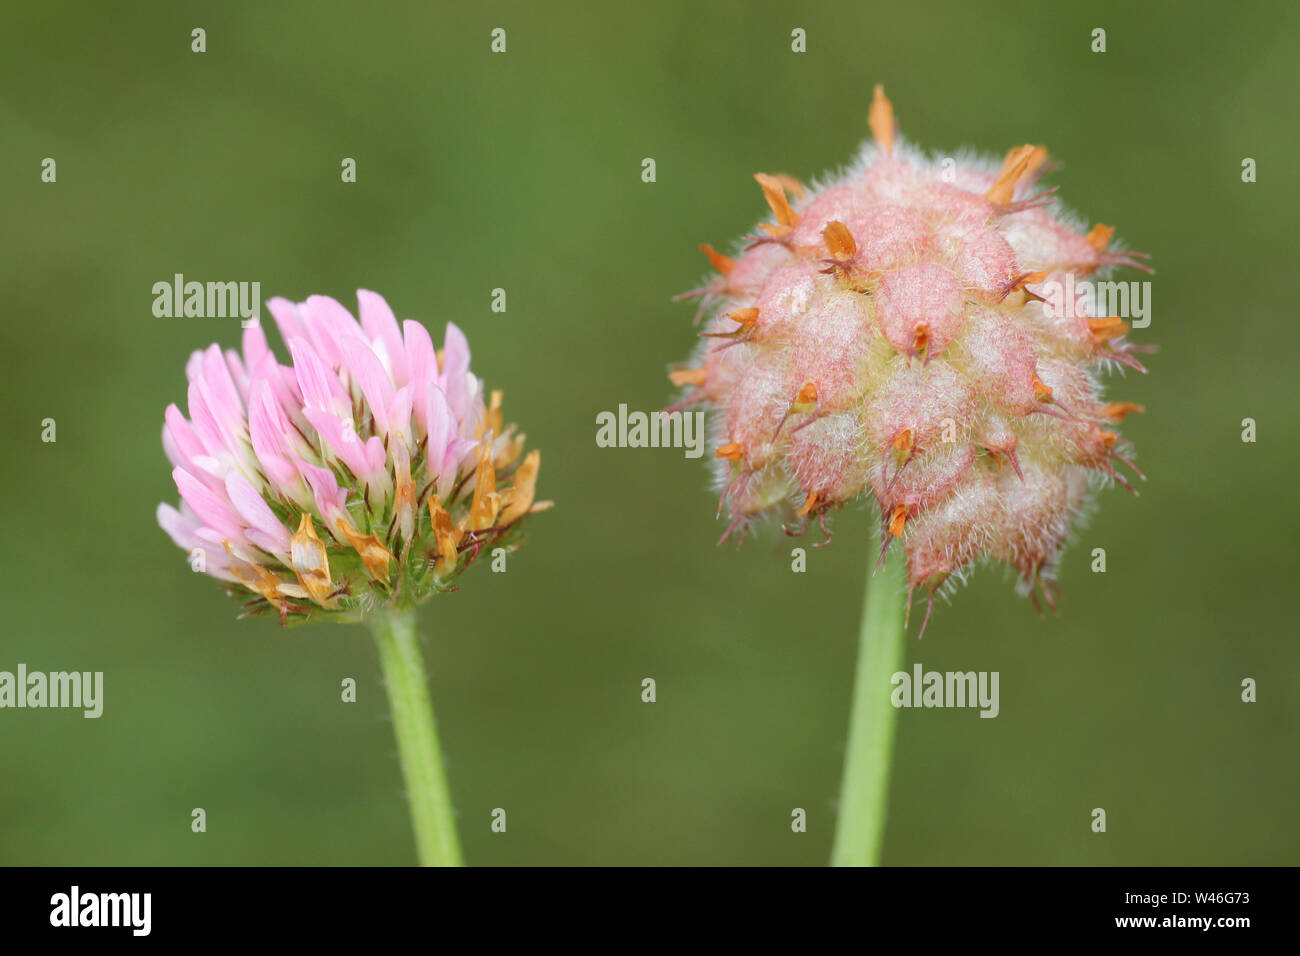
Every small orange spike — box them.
[1011,270,1051,290]
[1102,401,1145,422]
[1085,224,1115,252]
[699,243,735,275]
[754,173,799,227]
[893,428,913,454]
[986,145,1036,205]
[1031,374,1054,403]
[1098,430,1119,448]
[1087,316,1129,342]
[769,173,807,199]
[794,382,819,407]
[715,441,744,462]
[797,491,820,517]
[823,220,857,261]
[669,368,707,387]
[869,85,895,156]
[1005,144,1049,180]
[913,321,930,355]
[728,307,759,328]
[887,504,908,538]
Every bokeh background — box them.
[2,0,1297,865]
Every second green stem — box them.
[830,545,908,866]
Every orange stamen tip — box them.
[794,382,819,406]
[715,441,744,462]
[758,222,794,239]
[669,368,707,387]
[754,172,799,227]
[1032,374,1054,402]
[822,220,857,260]
[1099,430,1119,448]
[797,492,820,517]
[1087,316,1129,342]
[986,144,1036,205]
[869,84,895,156]
[728,307,759,327]
[887,504,908,537]
[1103,401,1145,421]
[1085,224,1115,252]
[699,243,735,275]
[893,428,913,454]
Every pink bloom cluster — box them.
[158,290,546,624]
[674,88,1150,627]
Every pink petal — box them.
[173,466,245,542]
[389,385,413,443]
[156,501,201,549]
[224,471,291,555]
[341,336,395,438]
[248,381,299,488]
[186,382,230,459]
[302,408,386,484]
[358,290,408,385]
[157,503,237,582]
[289,338,347,413]
[363,434,388,475]
[403,320,437,434]
[163,404,207,472]
[440,322,473,422]
[267,297,308,350]
[423,382,452,471]
[242,322,271,372]
[202,344,245,424]
[185,349,205,384]
[225,349,250,402]
[440,322,470,386]
[300,295,361,368]
[298,461,350,536]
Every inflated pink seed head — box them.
[673,86,1150,623]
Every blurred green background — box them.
[2,0,1297,865]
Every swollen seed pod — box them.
[673,86,1150,627]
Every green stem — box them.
[368,609,464,866]
[830,545,908,866]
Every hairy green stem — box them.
[830,546,908,866]
[369,609,464,866]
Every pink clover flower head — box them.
[158,290,549,625]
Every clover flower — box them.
[674,87,1150,628]
[158,290,548,625]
